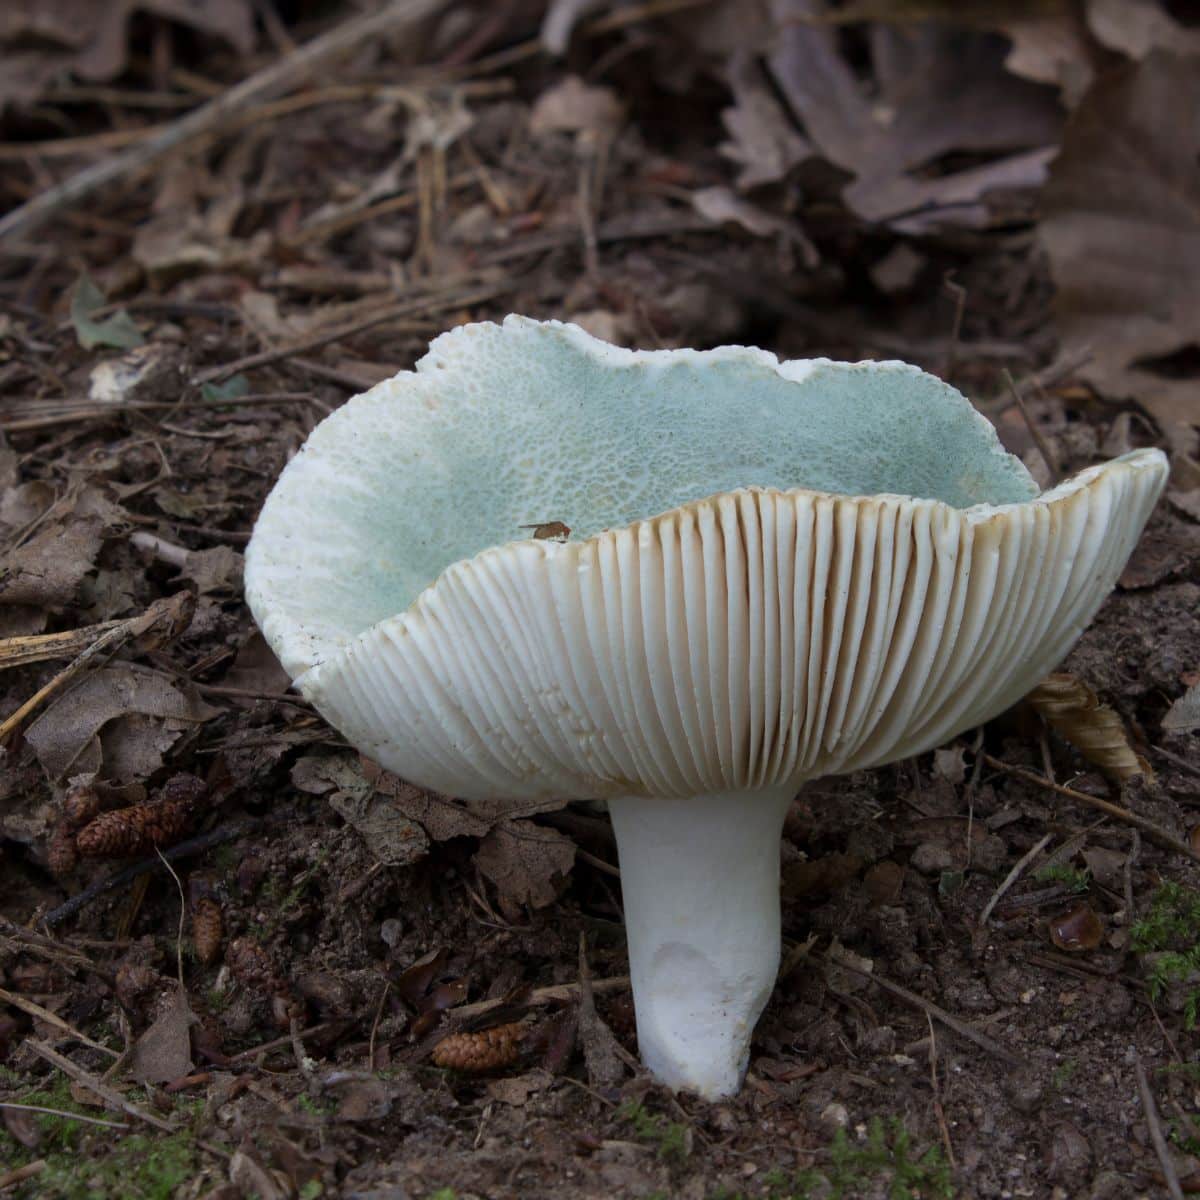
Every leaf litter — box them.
[0,1,1197,1197]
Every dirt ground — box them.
[1,2,1199,1198]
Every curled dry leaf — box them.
[1025,673,1151,783]
[473,820,576,919]
[1048,903,1103,952]
[1162,681,1200,735]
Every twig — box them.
[1136,1057,1185,1200]
[0,1101,129,1131]
[193,282,507,384]
[0,987,118,1058]
[982,755,1198,862]
[828,954,1020,1065]
[0,1161,46,1192]
[453,976,630,1022]
[25,1040,175,1132]
[941,273,966,382]
[0,0,449,243]
[42,822,253,927]
[978,833,1053,928]
[1154,744,1200,782]
[226,1021,345,1063]
[576,848,621,878]
[1003,368,1060,485]
[0,619,124,671]
[0,593,191,742]
[926,1014,956,1168]
[368,981,391,1070]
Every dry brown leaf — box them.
[25,667,218,780]
[1163,681,1200,735]
[0,520,104,611]
[766,4,1062,230]
[473,820,576,918]
[1026,673,1151,782]
[1085,0,1200,60]
[292,753,430,866]
[131,987,195,1084]
[720,52,811,190]
[1040,51,1200,438]
[692,186,818,265]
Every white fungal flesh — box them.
[608,788,795,1100]
[244,317,1170,1098]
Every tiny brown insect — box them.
[431,1022,522,1072]
[191,897,223,965]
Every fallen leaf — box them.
[486,1069,553,1106]
[1040,51,1200,436]
[87,343,181,405]
[692,186,818,265]
[0,519,105,611]
[1085,0,1200,60]
[1026,673,1151,782]
[720,52,811,189]
[577,939,625,1088]
[766,7,1062,229]
[933,746,967,785]
[25,667,218,780]
[473,820,576,917]
[1163,681,1200,734]
[69,275,143,351]
[182,545,243,596]
[131,987,195,1084]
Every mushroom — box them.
[246,316,1167,1099]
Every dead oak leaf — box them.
[766,5,1063,229]
[131,987,196,1085]
[0,520,104,611]
[1041,51,1200,437]
[473,820,576,918]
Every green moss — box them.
[617,1099,691,1163]
[1035,864,1091,894]
[708,1118,952,1199]
[0,1082,203,1200]
[1131,882,1200,1028]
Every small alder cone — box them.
[191,897,223,965]
[46,822,79,877]
[76,796,192,858]
[432,1023,522,1072]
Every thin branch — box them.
[0,0,448,243]
[978,833,1053,928]
[1003,368,1060,485]
[0,1101,129,1131]
[982,754,1198,862]
[1136,1057,1185,1200]
[0,987,118,1058]
[24,1040,175,1132]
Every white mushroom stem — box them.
[607,786,796,1099]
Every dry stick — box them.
[829,954,1020,1065]
[453,976,631,1022]
[0,594,188,741]
[42,822,253,927]
[0,395,316,434]
[0,1161,46,1193]
[0,1101,129,1131]
[227,1021,345,1064]
[0,0,449,243]
[926,1014,956,1169]
[0,986,118,1058]
[1003,368,1060,485]
[981,754,1199,862]
[193,282,507,384]
[0,619,124,671]
[978,832,1053,928]
[1154,744,1200,782]
[1135,1057,1186,1200]
[25,1040,175,1133]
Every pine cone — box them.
[46,823,79,877]
[191,897,223,965]
[76,797,191,859]
[62,782,101,830]
[432,1022,522,1072]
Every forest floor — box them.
[0,2,1199,1198]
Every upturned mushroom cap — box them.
[246,316,1167,801]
